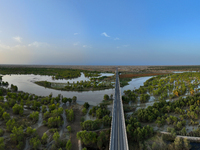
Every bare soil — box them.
[36,125,49,138]
[68,107,82,150]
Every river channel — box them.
[1,73,152,105]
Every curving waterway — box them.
[1,73,152,105]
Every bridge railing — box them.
[118,75,129,150]
[109,71,117,150]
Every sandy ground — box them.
[68,108,82,150]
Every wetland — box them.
[1,66,200,149]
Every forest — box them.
[0,67,101,79]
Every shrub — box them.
[30,137,41,150]
[83,102,90,109]
[82,108,87,115]
[29,111,39,123]
[41,133,48,144]
[2,112,10,121]
[12,104,23,115]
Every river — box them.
[1,73,152,106]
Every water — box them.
[190,142,200,150]
[121,76,153,91]
[1,73,151,105]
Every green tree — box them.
[12,104,23,115]
[183,138,191,150]
[42,105,46,113]
[102,115,111,126]
[30,137,41,150]
[53,131,60,143]
[29,111,39,123]
[166,106,171,113]
[174,137,183,150]
[68,98,72,105]
[72,96,77,103]
[20,99,24,107]
[48,116,62,128]
[10,126,24,144]
[82,108,87,115]
[0,96,4,101]
[66,109,74,122]
[110,94,113,100]
[0,137,5,150]
[41,132,48,144]
[0,129,3,136]
[26,127,36,136]
[66,139,72,150]
[104,94,109,100]
[77,130,97,145]
[67,126,72,133]
[83,102,90,109]
[97,131,106,149]
[2,112,10,121]
[0,106,5,118]
[176,121,182,130]
[6,119,16,131]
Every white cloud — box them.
[13,36,22,42]
[73,42,79,46]
[114,37,119,40]
[28,41,49,48]
[74,33,79,35]
[0,43,11,50]
[0,31,2,33]
[101,32,110,37]
[116,46,120,49]
[83,45,92,48]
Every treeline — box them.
[64,80,114,91]
[35,79,114,91]
[11,84,18,92]
[83,70,100,77]
[0,67,81,79]
[35,81,51,88]
[151,65,200,71]
[0,81,9,86]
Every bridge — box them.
[109,68,129,150]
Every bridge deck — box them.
[109,69,129,150]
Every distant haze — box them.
[0,1,200,65]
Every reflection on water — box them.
[2,74,151,105]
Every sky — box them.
[1,0,200,65]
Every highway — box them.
[109,68,129,150]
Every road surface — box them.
[109,69,129,150]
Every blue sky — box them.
[0,0,200,65]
